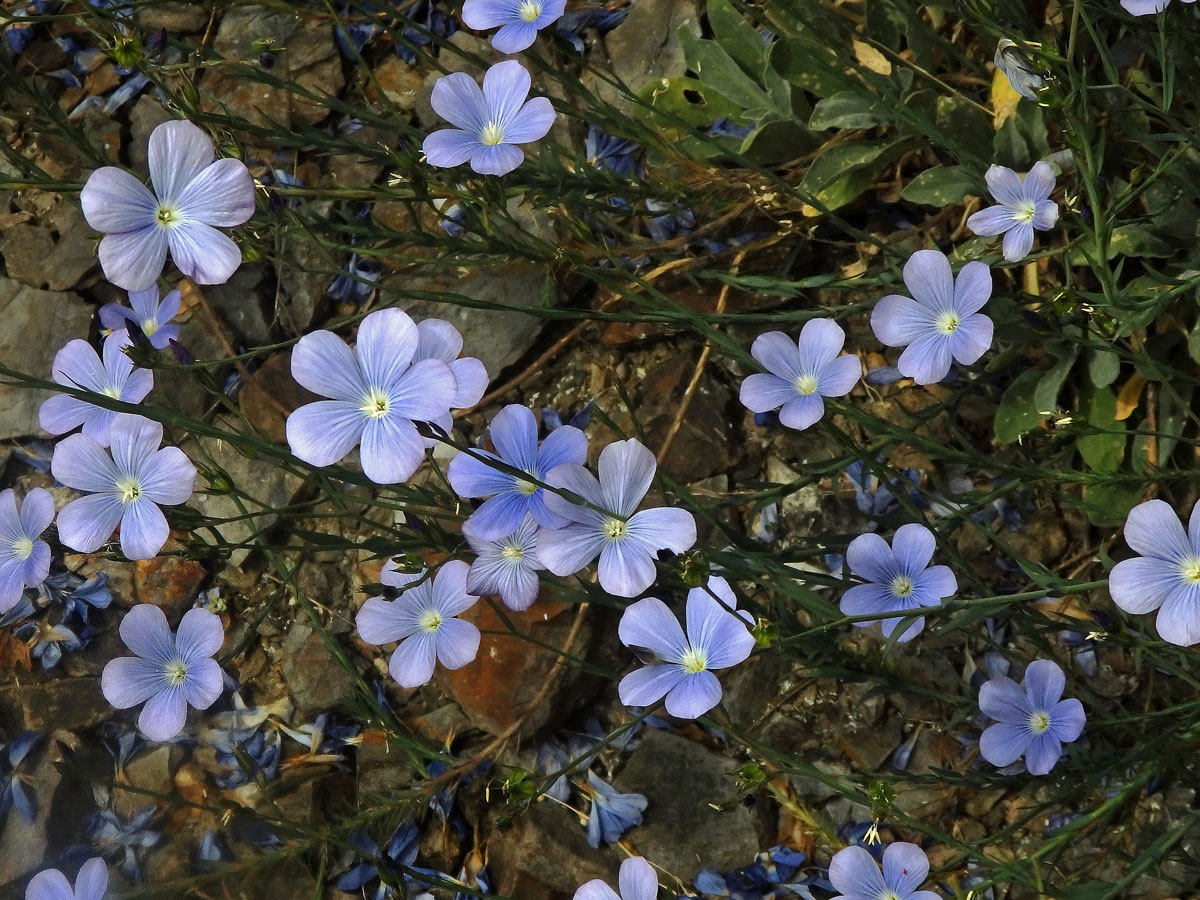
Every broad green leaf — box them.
[1081,482,1142,526]
[706,0,769,75]
[636,76,744,130]
[1109,224,1174,258]
[994,368,1044,444]
[741,119,821,164]
[680,26,785,120]
[935,95,993,162]
[810,91,891,130]
[1088,347,1120,388]
[901,165,978,206]
[993,102,1049,170]
[1077,386,1125,472]
[1033,352,1078,413]
[800,139,909,210]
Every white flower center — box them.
[479,122,505,146]
[518,0,542,20]
[155,204,182,229]
[889,575,914,598]
[103,384,123,399]
[794,374,818,396]
[603,518,627,541]
[935,311,960,335]
[1180,557,1200,584]
[1013,199,1037,223]
[877,893,904,900]
[11,536,33,561]
[164,659,188,685]
[142,317,159,337]
[680,646,707,674]
[1028,710,1051,734]
[360,388,390,419]
[418,609,443,632]
[502,543,525,561]
[116,476,142,505]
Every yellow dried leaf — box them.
[991,68,1021,130]
[853,40,892,76]
[1115,372,1147,421]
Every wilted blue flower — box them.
[979,659,1085,775]
[24,857,108,900]
[840,523,957,642]
[554,5,627,53]
[708,118,755,140]
[463,515,545,611]
[102,604,225,742]
[966,162,1058,262]
[739,320,862,431]
[0,731,40,824]
[195,829,234,869]
[102,72,149,115]
[101,722,146,775]
[214,729,281,788]
[694,846,816,900]
[333,823,440,900]
[49,573,113,625]
[286,308,457,484]
[463,0,566,53]
[843,460,918,522]
[79,120,256,292]
[586,126,641,178]
[829,843,937,900]
[541,400,594,432]
[644,200,695,242]
[395,0,458,64]
[0,487,53,614]
[15,620,91,670]
[356,560,480,687]
[423,61,556,176]
[574,856,658,900]
[618,576,754,719]
[993,39,1043,100]
[870,250,993,385]
[449,404,587,539]
[1109,498,1200,646]
[865,365,903,386]
[6,0,53,54]
[277,712,361,768]
[39,330,153,446]
[541,438,697,597]
[327,252,383,303]
[583,770,646,847]
[99,286,182,350]
[52,414,196,560]
[72,805,163,882]
[535,741,571,802]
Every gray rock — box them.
[0,678,109,734]
[488,801,620,900]
[614,728,764,880]
[128,96,175,172]
[0,279,92,440]
[206,263,271,343]
[596,0,700,112]
[136,1,210,32]
[277,622,356,719]
[0,203,96,291]
[274,210,335,335]
[0,730,78,883]
[184,414,304,565]
[114,745,174,819]
[356,738,417,805]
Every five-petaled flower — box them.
[978,659,1085,775]
[463,515,545,611]
[286,308,457,484]
[448,403,588,539]
[462,0,567,52]
[871,249,994,385]
[829,842,939,900]
[99,285,183,350]
[423,60,556,176]
[840,523,957,642]
[51,414,196,560]
[539,438,697,597]
[40,330,153,447]
[739,319,862,430]
[79,119,256,292]
[617,576,754,718]
[102,604,225,742]
[966,162,1058,262]
[573,855,658,900]
[355,559,481,687]
[1109,498,1200,646]
[25,857,109,900]
[0,487,53,614]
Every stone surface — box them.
[0,677,108,734]
[639,356,737,482]
[614,728,764,880]
[369,56,424,111]
[114,746,174,819]
[239,351,315,445]
[0,730,78,883]
[596,0,700,112]
[275,225,334,334]
[136,1,210,32]
[438,600,591,738]
[0,201,96,291]
[488,801,620,900]
[277,623,356,719]
[206,262,271,343]
[0,279,92,439]
[202,6,344,130]
[128,95,175,171]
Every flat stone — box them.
[0,730,78,883]
[128,96,175,172]
[614,728,764,880]
[277,623,356,719]
[369,56,424,111]
[595,0,700,112]
[206,262,271,343]
[0,677,108,734]
[0,202,96,291]
[487,801,619,899]
[136,1,210,32]
[114,745,174,819]
[0,279,91,440]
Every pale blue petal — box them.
[119,498,169,560]
[664,670,722,718]
[389,632,438,687]
[471,143,525,176]
[598,540,656,597]
[618,596,688,661]
[740,373,796,414]
[902,249,954,311]
[778,393,825,430]
[1123,499,1190,561]
[948,314,993,366]
[881,843,928,895]
[871,294,933,347]
[434,617,480,670]
[138,684,188,741]
[1022,659,1065,710]
[167,223,242,285]
[57,493,124,554]
[286,400,365,468]
[360,413,425,484]
[1024,731,1063,775]
[979,722,1030,767]
[618,663,686,709]
[966,205,1016,236]
[1001,221,1035,261]
[98,226,168,293]
[897,333,953,385]
[978,675,1031,723]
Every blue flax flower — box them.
[72,805,163,882]
[840,523,956,642]
[463,0,566,52]
[101,604,225,741]
[993,40,1043,100]
[16,620,91,670]
[829,843,937,900]
[39,330,153,446]
[1109,498,1200,646]
[334,823,440,900]
[56,573,113,625]
[79,120,256,292]
[695,846,815,900]
[356,560,480,687]
[0,487,53,614]
[448,403,587,539]
[966,162,1058,262]
[618,576,754,719]
[1,731,40,824]
[739,320,862,430]
[99,285,182,350]
[574,856,658,900]
[541,438,697,597]
[52,414,196,560]
[870,250,993,385]
[555,5,627,53]
[423,60,556,176]
[25,857,108,900]
[978,659,1085,775]
[583,770,646,848]
[463,515,545,611]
